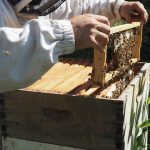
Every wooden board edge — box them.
[110,22,141,34]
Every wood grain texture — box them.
[93,48,107,85]
[25,60,147,97]
[3,91,123,150]
[132,23,143,60]
[26,60,76,91]
[51,63,92,93]
[119,63,150,150]
[41,61,91,93]
[26,59,93,94]
[110,22,141,34]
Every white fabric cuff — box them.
[114,0,125,20]
[38,19,75,55]
[48,19,75,63]
[60,20,75,54]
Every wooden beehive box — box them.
[0,23,150,150]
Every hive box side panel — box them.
[120,63,150,150]
[1,91,123,150]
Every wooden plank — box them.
[38,61,90,93]
[97,83,118,98]
[50,63,92,93]
[69,80,94,95]
[93,47,107,85]
[26,61,70,90]
[3,91,123,150]
[81,84,100,96]
[119,63,150,150]
[110,22,141,34]
[132,23,143,60]
[122,85,136,150]
[14,0,32,13]
[26,60,76,91]
[79,70,119,96]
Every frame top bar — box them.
[110,22,141,34]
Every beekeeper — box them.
[0,0,148,93]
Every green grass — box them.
[136,97,150,149]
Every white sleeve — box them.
[50,0,125,22]
[0,19,75,93]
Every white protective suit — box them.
[0,0,124,93]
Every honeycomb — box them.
[106,28,137,98]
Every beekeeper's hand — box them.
[70,14,110,51]
[120,1,149,24]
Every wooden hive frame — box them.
[93,22,143,85]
